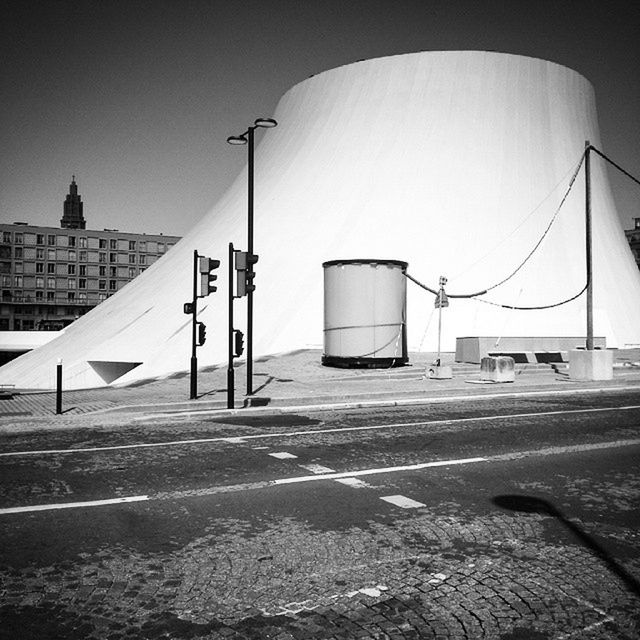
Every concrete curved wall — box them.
[2,51,639,389]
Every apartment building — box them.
[0,178,181,331]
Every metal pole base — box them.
[190,356,198,399]
[227,367,235,409]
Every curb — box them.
[112,381,640,420]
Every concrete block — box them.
[480,356,515,382]
[427,365,453,379]
[569,349,613,381]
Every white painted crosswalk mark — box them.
[299,463,335,474]
[269,452,298,459]
[335,477,372,488]
[380,495,426,509]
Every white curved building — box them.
[2,50,639,389]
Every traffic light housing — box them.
[198,256,220,297]
[197,322,206,346]
[235,252,259,297]
[234,329,244,358]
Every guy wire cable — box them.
[404,148,587,299]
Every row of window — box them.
[2,230,173,253]
[3,264,146,278]
[2,291,108,304]
[4,276,121,290]
[2,305,94,315]
[2,247,155,263]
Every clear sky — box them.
[1,0,639,236]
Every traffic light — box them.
[183,302,194,314]
[197,321,206,346]
[234,329,244,358]
[234,252,259,297]
[198,256,220,297]
[246,253,258,294]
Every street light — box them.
[227,116,278,396]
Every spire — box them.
[61,176,86,229]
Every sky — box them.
[1,0,639,237]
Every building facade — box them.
[624,218,640,269]
[0,178,181,331]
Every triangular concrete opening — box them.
[88,361,142,384]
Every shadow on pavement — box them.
[492,494,640,599]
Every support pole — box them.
[227,242,235,409]
[190,249,198,399]
[55,358,62,414]
[585,140,593,351]
[436,289,443,366]
[247,127,255,396]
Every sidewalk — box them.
[2,349,640,420]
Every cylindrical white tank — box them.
[323,259,408,368]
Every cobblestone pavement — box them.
[1,441,639,639]
[1,494,638,639]
[1,372,639,639]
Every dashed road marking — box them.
[3,439,639,516]
[380,495,426,509]
[0,495,149,515]
[335,477,372,488]
[269,452,298,459]
[299,463,335,474]
[5,404,640,458]
[273,456,486,485]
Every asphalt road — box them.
[1,389,639,639]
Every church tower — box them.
[61,175,86,229]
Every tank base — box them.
[322,355,408,369]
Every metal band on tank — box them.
[322,259,408,269]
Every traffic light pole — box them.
[227,242,235,409]
[190,249,198,399]
[247,126,255,396]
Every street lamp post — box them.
[227,117,277,396]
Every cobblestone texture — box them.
[1,505,638,639]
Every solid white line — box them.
[0,495,149,515]
[4,404,640,458]
[272,457,486,485]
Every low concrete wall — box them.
[0,330,62,351]
[0,331,62,365]
[456,336,607,364]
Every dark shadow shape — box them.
[251,375,294,395]
[194,386,227,398]
[493,494,640,599]
[243,396,271,408]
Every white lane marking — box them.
[273,457,486,485]
[5,404,640,458]
[0,495,148,515]
[131,386,640,420]
[335,477,371,488]
[8,438,638,515]
[269,452,298,459]
[299,463,336,474]
[492,438,640,461]
[380,495,427,509]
